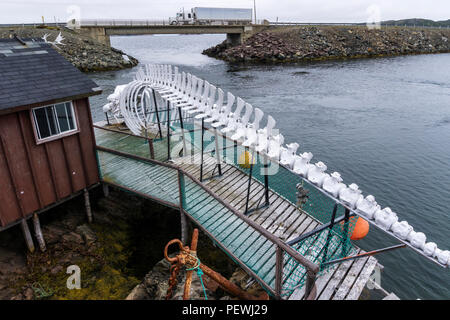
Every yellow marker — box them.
[238,151,255,169]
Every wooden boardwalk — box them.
[94,125,380,300]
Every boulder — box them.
[76,224,97,246]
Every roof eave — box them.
[0,88,103,116]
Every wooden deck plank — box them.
[318,250,361,300]
[289,264,339,300]
[332,255,370,300]
[345,257,378,300]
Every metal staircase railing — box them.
[95,140,320,299]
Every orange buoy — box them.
[341,216,370,240]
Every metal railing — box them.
[68,19,257,28]
[94,125,320,299]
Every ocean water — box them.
[88,34,450,300]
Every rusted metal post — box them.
[20,219,35,253]
[183,228,199,299]
[322,244,406,266]
[33,213,46,252]
[275,246,283,299]
[198,261,265,300]
[304,268,318,300]
[83,188,93,223]
[164,231,268,301]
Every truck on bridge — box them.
[169,7,253,25]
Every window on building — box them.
[32,102,77,141]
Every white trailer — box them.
[170,7,253,25]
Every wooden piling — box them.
[102,183,110,197]
[20,219,35,253]
[32,213,46,252]
[84,188,93,223]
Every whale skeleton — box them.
[103,63,449,268]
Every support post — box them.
[244,148,255,215]
[84,188,93,223]
[275,246,283,299]
[178,106,187,157]
[213,129,222,175]
[200,118,205,182]
[148,139,155,159]
[20,219,35,253]
[223,135,227,160]
[323,204,338,262]
[342,208,350,256]
[263,156,270,206]
[33,213,46,252]
[183,228,199,300]
[151,89,163,139]
[233,140,238,165]
[304,268,318,300]
[167,101,171,161]
[102,183,110,197]
[177,170,188,244]
[226,33,242,46]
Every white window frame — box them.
[31,101,79,144]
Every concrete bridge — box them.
[71,20,266,46]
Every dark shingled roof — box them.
[0,38,101,112]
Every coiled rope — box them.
[186,254,208,300]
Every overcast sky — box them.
[1,0,449,24]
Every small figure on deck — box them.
[296,182,309,209]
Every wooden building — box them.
[0,36,102,251]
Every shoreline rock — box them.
[0,27,139,72]
[126,258,267,300]
[203,26,450,64]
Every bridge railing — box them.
[71,19,258,27]
[79,19,171,26]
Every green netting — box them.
[189,123,357,227]
[280,223,357,296]
[177,122,359,287]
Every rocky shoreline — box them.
[0,187,262,300]
[203,26,450,63]
[0,27,138,72]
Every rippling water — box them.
[88,34,450,300]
